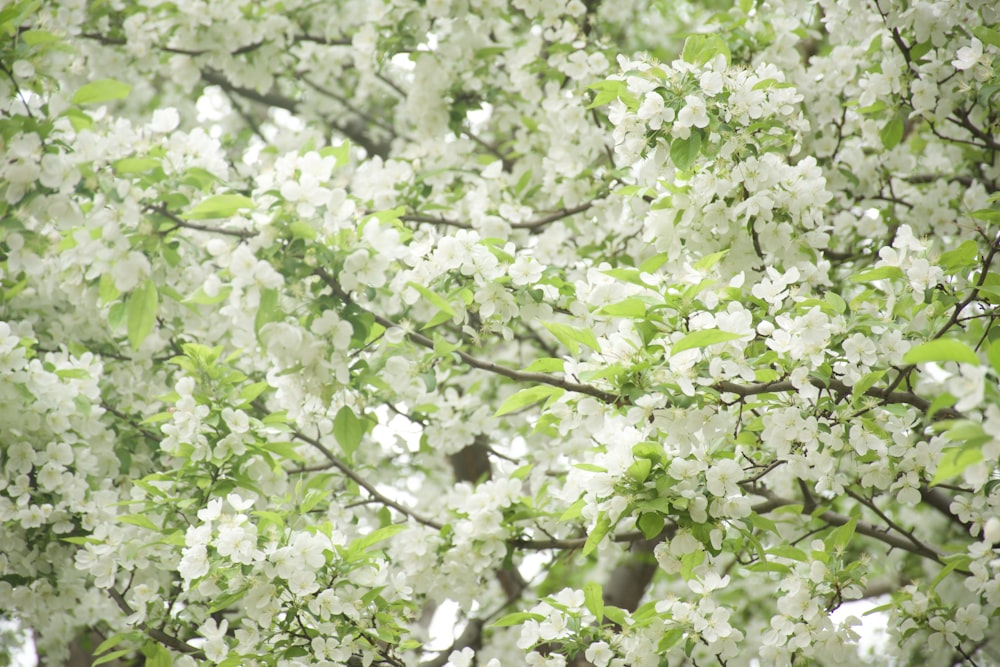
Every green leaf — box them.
[932,444,984,485]
[322,140,352,168]
[333,406,363,457]
[768,545,808,561]
[511,464,533,480]
[239,381,269,404]
[988,338,1000,375]
[827,518,856,551]
[21,28,58,45]
[969,208,1000,222]
[350,523,407,553]
[263,441,305,462]
[407,281,456,322]
[119,513,158,531]
[693,249,729,271]
[288,221,317,240]
[126,279,158,351]
[56,368,90,380]
[367,206,407,223]
[927,392,958,419]
[183,194,254,220]
[93,649,133,666]
[72,78,131,105]
[583,581,604,623]
[602,268,655,288]
[603,605,628,627]
[929,554,972,593]
[879,115,904,149]
[574,463,608,473]
[142,642,171,667]
[902,339,979,365]
[681,33,731,66]
[850,266,904,282]
[113,157,161,174]
[681,549,705,580]
[559,498,585,521]
[937,240,979,273]
[852,369,885,398]
[627,458,652,483]
[973,26,1000,49]
[254,288,282,337]
[824,291,847,314]
[521,357,565,373]
[637,512,665,539]
[671,329,742,355]
[494,385,564,417]
[582,512,611,557]
[542,321,600,355]
[658,627,685,652]
[598,298,647,318]
[490,611,545,628]
[93,633,134,657]
[639,252,670,273]
[670,131,703,171]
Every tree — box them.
[1,0,999,665]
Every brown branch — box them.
[601,537,662,612]
[713,377,964,420]
[751,489,948,564]
[145,204,257,239]
[882,231,1000,397]
[511,531,648,550]
[289,429,444,530]
[298,34,352,47]
[200,69,390,158]
[845,488,945,563]
[107,588,204,658]
[947,110,1000,151]
[400,200,595,231]
[919,486,974,532]
[462,129,515,172]
[301,74,399,136]
[313,268,619,404]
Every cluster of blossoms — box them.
[2,1,1000,667]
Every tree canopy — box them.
[2,0,1000,665]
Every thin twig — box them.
[108,588,204,658]
[289,428,444,530]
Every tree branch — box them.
[107,588,204,658]
[400,200,596,231]
[200,69,390,158]
[714,376,963,420]
[751,489,950,565]
[289,429,444,530]
[313,268,619,404]
[145,204,256,239]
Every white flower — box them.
[699,70,724,97]
[150,107,180,133]
[705,459,744,497]
[446,647,475,667]
[983,517,1000,545]
[637,92,675,130]
[953,38,983,70]
[178,544,210,583]
[689,571,731,595]
[509,255,544,286]
[677,95,710,129]
[585,641,614,667]
[111,252,151,292]
[947,364,986,412]
[198,618,229,662]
